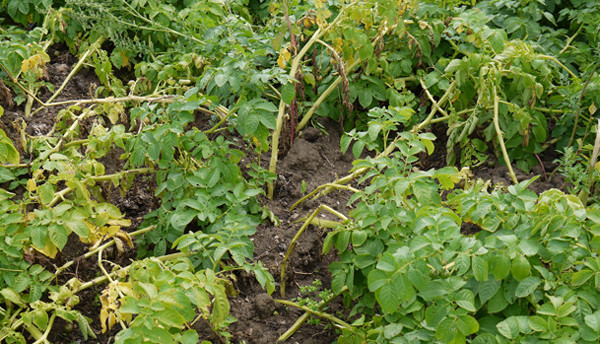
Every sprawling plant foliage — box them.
[0,0,599,343]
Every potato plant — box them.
[0,0,599,343]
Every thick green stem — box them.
[559,25,583,55]
[274,299,353,330]
[419,78,451,118]
[539,54,579,81]
[412,81,455,133]
[290,183,360,210]
[89,167,153,181]
[578,119,600,204]
[492,86,518,184]
[567,63,598,148]
[280,205,347,297]
[31,313,55,344]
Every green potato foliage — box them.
[324,111,600,344]
[0,0,599,342]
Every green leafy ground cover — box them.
[1,0,600,343]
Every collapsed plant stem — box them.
[76,251,191,293]
[492,86,518,184]
[295,22,399,133]
[274,299,352,330]
[54,225,156,276]
[280,205,347,297]
[412,81,455,133]
[290,183,360,210]
[47,168,153,207]
[32,36,106,116]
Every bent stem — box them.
[274,299,353,330]
[539,54,579,81]
[54,225,156,276]
[290,183,360,210]
[412,81,455,133]
[301,87,454,202]
[280,205,347,297]
[492,86,518,184]
[76,251,191,293]
[32,36,106,117]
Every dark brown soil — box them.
[2,47,567,344]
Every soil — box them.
[1,47,567,344]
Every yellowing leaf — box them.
[590,103,597,115]
[277,54,286,69]
[277,47,291,69]
[27,179,37,192]
[21,59,32,74]
[33,238,58,259]
[120,52,129,67]
[303,17,316,28]
[115,231,134,248]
